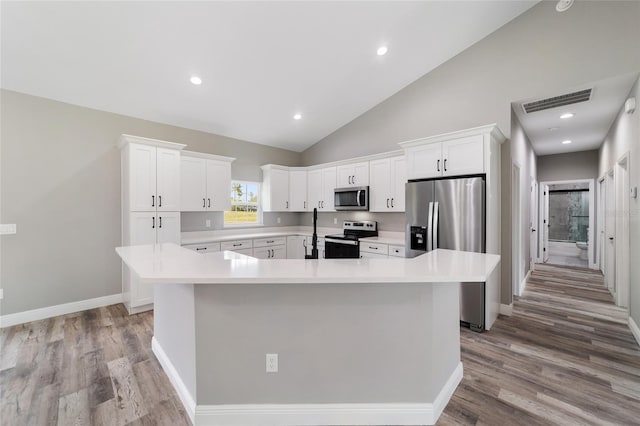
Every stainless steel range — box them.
[325,221,378,259]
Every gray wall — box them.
[301,1,640,165]
[598,76,640,328]
[0,90,301,315]
[537,150,600,182]
[299,211,405,233]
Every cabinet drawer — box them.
[183,242,221,253]
[360,241,388,255]
[221,240,253,251]
[360,251,388,259]
[253,237,287,248]
[388,245,405,258]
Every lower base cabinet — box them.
[286,236,307,259]
[253,246,286,259]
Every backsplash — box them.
[298,211,405,232]
[181,211,301,232]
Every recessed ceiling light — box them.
[190,76,202,85]
[562,140,572,144]
[293,113,302,120]
[560,112,574,119]
[376,46,388,56]
[556,0,574,12]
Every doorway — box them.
[605,170,616,296]
[539,179,595,269]
[597,177,605,273]
[530,178,538,270]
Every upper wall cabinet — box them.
[288,168,308,212]
[308,167,336,211]
[181,151,235,212]
[121,135,185,213]
[336,162,369,187]
[401,134,484,180]
[262,165,291,212]
[370,156,406,212]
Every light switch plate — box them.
[0,224,17,235]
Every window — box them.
[224,181,261,226]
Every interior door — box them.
[598,178,605,272]
[605,172,616,294]
[530,179,538,268]
[542,184,550,263]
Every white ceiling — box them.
[1,1,536,152]
[513,73,638,156]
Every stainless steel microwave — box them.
[334,186,369,211]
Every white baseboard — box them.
[152,336,196,424]
[629,317,640,347]
[0,293,123,328]
[518,270,531,297]
[500,304,513,316]
[193,363,463,426]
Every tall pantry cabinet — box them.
[119,134,186,314]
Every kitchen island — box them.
[116,243,500,426]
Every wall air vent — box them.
[522,88,592,114]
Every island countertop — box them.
[116,243,500,285]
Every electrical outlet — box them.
[266,353,278,373]
[0,224,17,235]
[205,219,211,228]
[333,217,337,225]
[277,217,281,224]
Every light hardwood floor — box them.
[1,264,639,425]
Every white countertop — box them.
[116,243,500,285]
[181,227,406,246]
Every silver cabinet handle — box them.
[158,195,162,207]
[208,198,211,208]
[152,195,155,207]
[152,216,155,229]
[203,198,206,208]
[391,198,394,208]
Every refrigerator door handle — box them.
[427,202,434,251]
[433,201,439,250]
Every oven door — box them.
[324,237,360,258]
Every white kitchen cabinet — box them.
[233,248,254,256]
[388,245,405,257]
[262,165,290,212]
[336,162,369,187]
[286,235,307,259]
[120,134,186,314]
[288,169,308,211]
[307,167,336,211]
[253,237,286,248]
[402,134,484,180]
[360,241,389,256]
[221,239,252,252]
[181,152,235,212]
[253,245,286,259]
[369,156,406,212]
[359,251,388,259]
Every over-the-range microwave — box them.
[334,186,369,211]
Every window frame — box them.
[224,180,263,228]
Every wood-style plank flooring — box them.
[1,263,639,425]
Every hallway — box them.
[441,263,640,425]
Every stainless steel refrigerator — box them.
[405,176,486,331]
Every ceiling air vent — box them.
[522,88,592,114]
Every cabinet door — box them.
[390,156,406,212]
[351,162,369,186]
[321,167,337,210]
[336,165,353,188]
[252,247,271,259]
[360,251,388,259]
[307,169,323,211]
[272,246,286,259]
[406,143,442,180]
[270,168,290,211]
[207,160,232,211]
[156,212,181,244]
[369,159,392,212]
[286,236,306,259]
[442,135,484,176]
[129,144,157,212]
[180,156,207,211]
[156,148,181,212]
[129,212,157,245]
[289,170,308,212]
